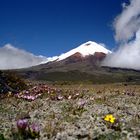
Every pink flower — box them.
[17,119,28,130]
[30,123,40,134]
[30,96,35,100]
[77,99,86,108]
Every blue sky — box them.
[0,0,126,57]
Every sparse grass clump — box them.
[44,120,64,139]
[61,99,87,119]
[94,132,121,140]
[0,133,7,140]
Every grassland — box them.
[0,83,140,140]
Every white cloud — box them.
[103,29,140,69]
[103,0,140,70]
[0,44,49,69]
[114,0,140,42]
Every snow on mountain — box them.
[57,41,111,61]
[40,41,111,64]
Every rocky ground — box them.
[0,83,140,140]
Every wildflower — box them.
[30,96,36,101]
[68,95,72,99]
[57,95,63,100]
[17,119,28,130]
[104,114,116,123]
[29,123,40,138]
[77,99,86,108]
[76,93,79,96]
[90,97,94,101]
[26,95,31,100]
[7,91,12,97]
[38,93,42,96]
[25,90,29,94]
[30,124,40,133]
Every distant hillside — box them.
[16,64,140,84]
[11,41,140,84]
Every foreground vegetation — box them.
[0,82,140,140]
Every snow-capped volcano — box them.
[40,41,111,64]
[30,41,112,76]
[57,41,111,61]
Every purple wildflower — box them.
[30,123,40,134]
[17,119,28,130]
[77,99,86,108]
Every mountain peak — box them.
[83,41,93,46]
[57,41,111,61]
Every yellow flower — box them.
[104,114,116,123]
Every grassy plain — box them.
[0,83,140,140]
